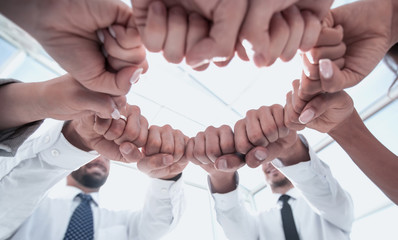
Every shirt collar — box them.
[275,188,300,203]
[58,185,100,206]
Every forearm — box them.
[390,0,398,45]
[329,109,398,204]
[0,0,42,34]
[0,82,46,130]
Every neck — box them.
[66,175,99,193]
[271,183,294,195]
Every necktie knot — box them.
[279,194,291,204]
[77,193,92,203]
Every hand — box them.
[132,0,248,68]
[98,23,148,76]
[234,104,302,167]
[285,80,354,133]
[186,125,245,193]
[123,125,188,179]
[293,22,346,113]
[304,0,396,93]
[66,104,148,162]
[1,0,140,96]
[237,0,333,67]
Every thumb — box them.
[319,58,361,93]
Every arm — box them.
[186,125,257,240]
[0,121,97,239]
[273,135,355,232]
[329,110,398,204]
[119,125,188,238]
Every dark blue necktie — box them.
[279,194,300,240]
[63,193,94,240]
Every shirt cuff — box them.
[212,189,241,211]
[271,135,329,183]
[148,176,184,200]
[32,121,98,170]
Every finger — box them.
[292,78,310,113]
[173,129,186,161]
[138,153,175,174]
[145,125,162,155]
[305,42,346,64]
[284,91,306,131]
[183,138,198,164]
[298,72,322,100]
[185,0,247,68]
[316,25,344,47]
[106,56,147,74]
[266,12,290,66]
[119,142,144,163]
[238,0,297,67]
[300,11,322,52]
[219,125,235,154]
[257,106,279,144]
[114,105,145,145]
[301,54,345,80]
[103,29,147,64]
[319,58,353,93]
[280,5,305,62]
[236,41,250,61]
[204,126,222,163]
[103,118,126,141]
[215,153,245,172]
[234,119,254,154]
[94,116,112,135]
[246,109,268,147]
[143,1,167,52]
[245,146,270,168]
[193,132,211,164]
[270,104,290,139]
[108,24,143,49]
[163,6,188,64]
[160,125,175,156]
[186,13,210,70]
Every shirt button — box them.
[44,136,50,143]
[51,149,60,157]
[161,188,167,194]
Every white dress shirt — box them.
[0,121,97,240]
[9,177,184,240]
[211,137,354,240]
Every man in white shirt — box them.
[9,155,184,240]
[186,104,354,240]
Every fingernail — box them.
[217,158,228,170]
[96,30,104,44]
[254,53,266,67]
[163,155,174,165]
[212,56,228,63]
[101,45,108,58]
[319,59,333,79]
[108,26,116,39]
[111,108,121,120]
[299,109,315,124]
[130,68,143,84]
[242,39,254,60]
[120,144,132,154]
[191,59,210,69]
[255,149,267,161]
[305,51,315,64]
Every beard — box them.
[270,177,290,188]
[71,170,108,189]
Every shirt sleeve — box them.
[0,121,98,239]
[0,79,43,157]
[210,173,260,240]
[128,176,185,240]
[271,135,354,233]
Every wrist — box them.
[161,172,182,181]
[61,121,92,151]
[209,172,237,194]
[277,135,310,166]
[328,109,360,139]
